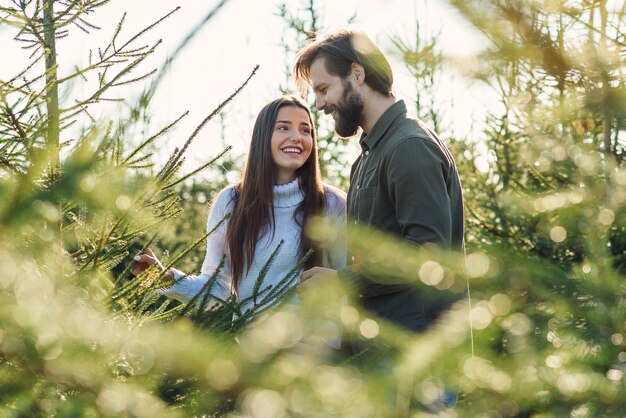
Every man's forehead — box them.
[310,58,334,86]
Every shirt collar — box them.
[358,100,407,152]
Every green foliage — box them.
[1,0,626,417]
[445,0,626,415]
[391,21,445,134]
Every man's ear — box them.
[351,62,365,85]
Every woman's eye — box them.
[302,128,311,134]
[276,126,288,131]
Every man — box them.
[295,30,464,332]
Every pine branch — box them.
[21,2,47,49]
[175,256,226,319]
[108,11,126,55]
[140,300,182,324]
[162,146,232,190]
[0,153,24,175]
[122,154,154,169]
[196,257,228,316]
[54,2,106,32]
[62,42,161,113]
[56,8,175,86]
[53,0,87,25]
[115,7,179,55]
[160,214,231,281]
[110,69,157,87]
[255,248,313,311]
[252,240,285,306]
[1,97,30,145]
[142,189,178,210]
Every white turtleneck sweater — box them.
[162,179,347,315]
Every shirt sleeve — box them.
[160,187,234,305]
[386,136,452,247]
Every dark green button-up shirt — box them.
[342,100,464,298]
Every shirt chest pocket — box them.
[355,186,380,223]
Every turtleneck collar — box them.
[273,178,305,208]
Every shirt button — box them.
[365,151,369,156]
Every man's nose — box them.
[315,95,326,111]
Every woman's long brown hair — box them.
[226,96,325,294]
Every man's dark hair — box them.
[294,30,393,97]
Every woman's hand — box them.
[297,267,337,293]
[132,249,174,283]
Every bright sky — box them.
[0,0,491,177]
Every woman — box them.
[133,96,346,315]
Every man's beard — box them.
[327,79,364,138]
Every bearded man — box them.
[295,30,464,333]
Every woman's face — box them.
[270,105,314,185]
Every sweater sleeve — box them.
[160,187,234,305]
[322,186,347,270]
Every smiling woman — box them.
[271,106,314,185]
[133,95,347,315]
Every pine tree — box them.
[438,1,626,414]
[2,0,625,416]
